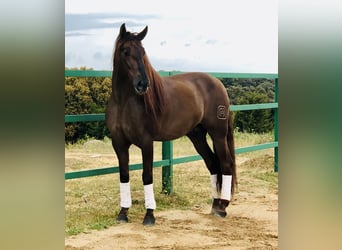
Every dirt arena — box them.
[65,154,278,250]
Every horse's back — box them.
[164,72,229,114]
[154,72,229,140]
[165,72,228,101]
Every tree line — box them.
[65,68,275,143]
[221,78,275,134]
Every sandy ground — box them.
[65,156,278,250]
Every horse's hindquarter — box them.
[155,73,229,140]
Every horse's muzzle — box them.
[134,80,150,95]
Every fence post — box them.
[162,141,173,194]
[274,78,279,172]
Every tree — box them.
[234,91,274,133]
[221,78,275,133]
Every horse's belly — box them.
[154,112,202,141]
[154,127,192,141]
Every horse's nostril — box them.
[134,80,149,94]
[137,81,144,90]
[137,80,148,90]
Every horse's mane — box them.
[142,55,165,122]
[112,35,165,122]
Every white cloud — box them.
[65,0,278,73]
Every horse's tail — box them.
[227,111,237,195]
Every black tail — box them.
[215,111,237,196]
[227,111,237,195]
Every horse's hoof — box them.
[211,199,229,218]
[116,214,128,223]
[211,209,227,218]
[142,209,155,226]
[116,207,129,223]
[142,215,155,226]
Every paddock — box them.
[65,136,278,249]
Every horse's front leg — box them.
[141,142,156,226]
[112,140,131,223]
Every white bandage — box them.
[120,182,132,208]
[210,174,221,199]
[221,175,232,201]
[144,184,156,209]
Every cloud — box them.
[93,52,103,60]
[206,39,217,45]
[65,32,91,37]
[65,12,159,32]
[65,5,277,73]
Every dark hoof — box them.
[211,209,227,218]
[211,199,229,218]
[116,207,129,223]
[116,214,128,223]
[142,209,155,226]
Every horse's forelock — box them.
[113,34,143,63]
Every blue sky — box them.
[65,0,278,73]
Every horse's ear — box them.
[136,26,148,41]
[119,23,127,39]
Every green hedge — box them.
[65,75,111,143]
[65,74,275,143]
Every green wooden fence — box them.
[65,70,278,194]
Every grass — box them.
[65,132,277,236]
[254,169,278,189]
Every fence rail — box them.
[65,70,278,193]
[64,103,278,123]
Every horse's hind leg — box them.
[210,133,235,217]
[187,125,223,214]
[187,125,218,174]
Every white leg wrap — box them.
[221,175,232,201]
[144,184,156,210]
[210,174,221,199]
[120,182,132,208]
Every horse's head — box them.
[114,23,150,95]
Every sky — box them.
[65,0,278,73]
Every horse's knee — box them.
[142,171,153,185]
[119,171,129,183]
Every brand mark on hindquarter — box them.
[217,105,227,120]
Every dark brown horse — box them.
[106,23,237,225]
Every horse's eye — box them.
[122,47,130,56]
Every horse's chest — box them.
[107,102,147,141]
